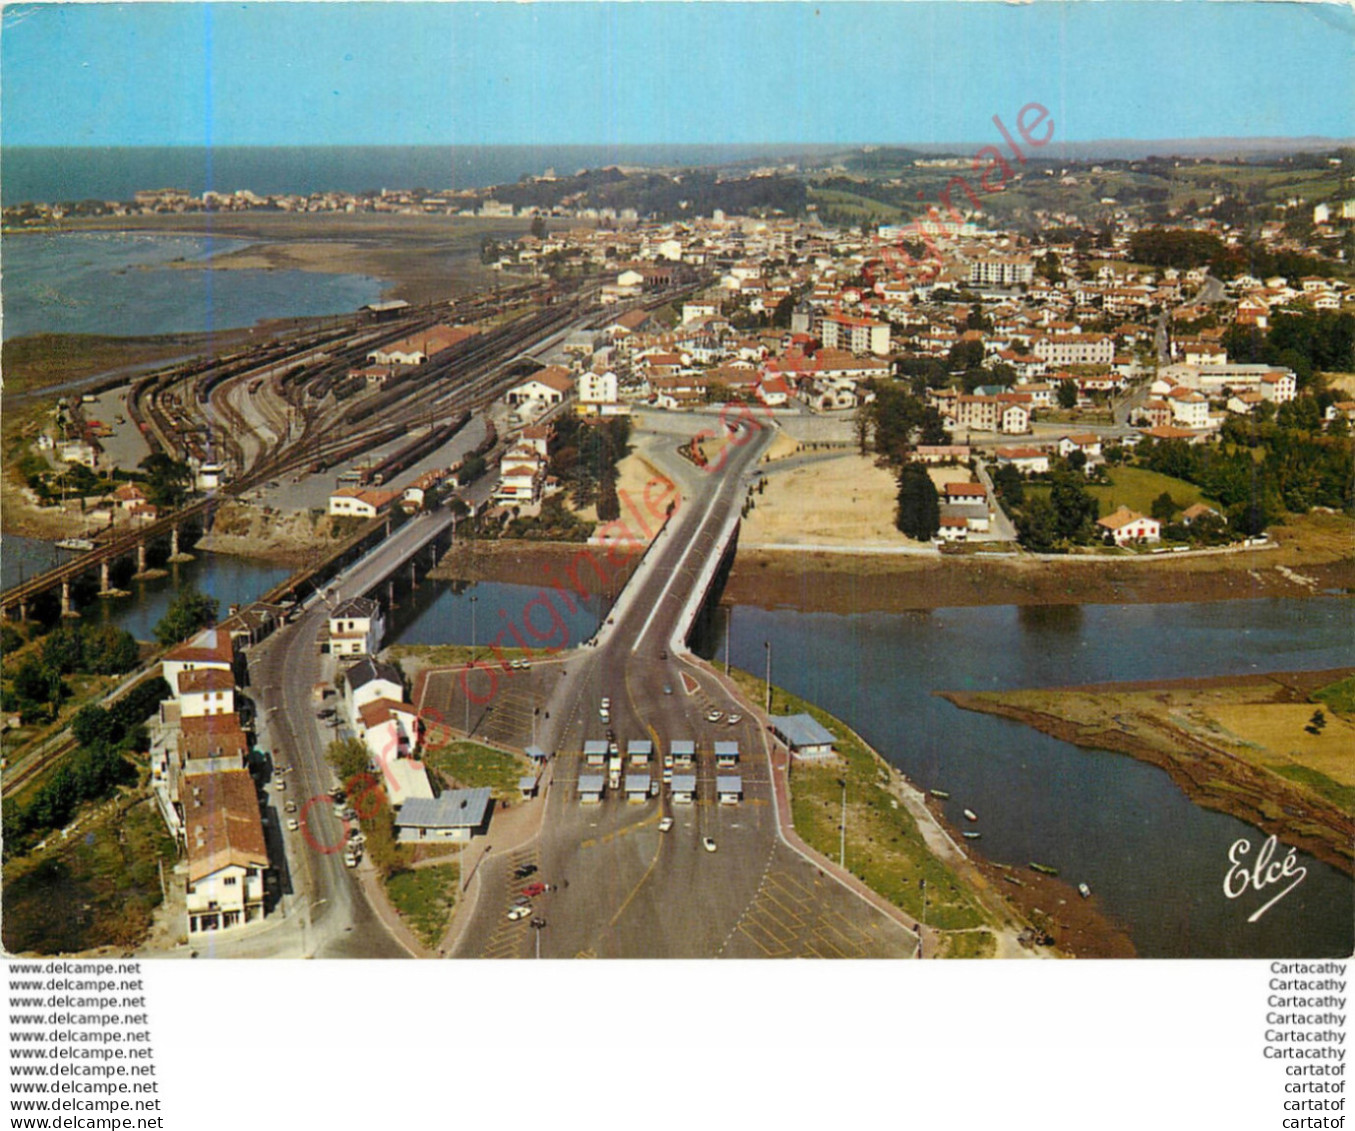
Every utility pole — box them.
[839,778,847,869]
[763,641,772,714]
[724,605,731,676]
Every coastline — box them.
[939,669,1355,877]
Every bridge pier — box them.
[387,579,397,610]
[168,523,194,563]
[60,579,79,619]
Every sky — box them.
[2,1,1353,148]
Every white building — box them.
[183,770,268,935]
[326,597,385,657]
[176,668,236,719]
[1097,506,1161,546]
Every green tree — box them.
[81,624,140,675]
[40,628,85,675]
[153,587,219,647]
[137,453,193,509]
[1150,491,1179,523]
[991,464,1025,506]
[596,469,621,522]
[72,704,117,748]
[1050,470,1099,544]
[1015,494,1059,552]
[1057,380,1078,410]
[529,213,547,239]
[895,463,941,541]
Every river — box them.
[7,524,1349,958]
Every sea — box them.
[0,144,833,208]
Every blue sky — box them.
[2,2,1352,147]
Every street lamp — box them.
[724,605,731,676]
[530,916,546,959]
[763,641,772,714]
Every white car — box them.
[507,905,532,921]
[727,713,742,725]
[706,708,723,723]
[286,818,300,832]
[702,837,717,853]
[659,817,674,833]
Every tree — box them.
[458,453,487,486]
[81,624,140,675]
[154,587,219,647]
[12,658,65,712]
[72,704,117,748]
[1057,380,1078,410]
[895,463,941,541]
[40,628,85,675]
[137,453,192,509]
[918,407,948,447]
[991,464,1025,506]
[1015,494,1059,552]
[1150,491,1179,523]
[596,470,621,522]
[529,213,547,239]
[1050,470,1099,544]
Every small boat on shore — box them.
[963,808,978,822]
[56,537,96,552]
[1029,862,1059,876]
[929,789,950,800]
[962,831,982,840]
[1078,882,1092,899]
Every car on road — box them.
[521,882,547,897]
[659,817,674,833]
[600,697,611,711]
[274,779,286,791]
[702,837,717,853]
[284,800,297,813]
[659,649,668,660]
[705,708,723,723]
[514,864,538,879]
[507,905,531,921]
[727,713,742,725]
[286,818,300,832]
[663,685,673,695]
[344,854,358,868]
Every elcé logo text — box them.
[1223,835,1308,923]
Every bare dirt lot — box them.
[743,451,928,548]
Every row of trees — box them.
[2,676,170,859]
[3,623,142,724]
[549,415,633,521]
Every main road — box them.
[450,411,917,959]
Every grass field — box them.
[1089,466,1216,518]
[726,667,991,931]
[424,740,530,800]
[385,862,458,948]
[1314,675,1355,716]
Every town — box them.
[3,141,1353,961]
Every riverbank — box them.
[726,512,1354,613]
[45,212,533,305]
[940,668,1355,877]
[720,666,1136,958]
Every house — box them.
[1097,506,1161,546]
[1168,388,1210,429]
[1181,503,1222,526]
[494,461,545,506]
[817,312,891,356]
[178,714,250,767]
[577,369,619,413]
[182,769,269,935]
[999,402,1031,435]
[162,627,235,694]
[994,446,1050,475]
[113,483,149,511]
[769,714,836,758]
[57,438,99,469]
[176,668,236,718]
[325,597,385,657]
[937,513,969,542]
[1056,434,1103,463]
[1260,371,1297,404]
[505,366,574,407]
[328,487,400,518]
[954,395,1001,432]
[344,658,405,720]
[943,482,988,508]
[914,445,971,465]
[395,788,492,843]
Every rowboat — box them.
[962,831,982,840]
[963,808,978,822]
[929,789,950,800]
[1029,862,1059,876]
[1078,882,1091,898]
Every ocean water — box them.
[0,145,834,208]
[1,230,384,339]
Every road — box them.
[242,508,459,958]
[447,414,915,959]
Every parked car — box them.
[706,708,723,723]
[514,864,538,880]
[286,818,300,832]
[727,713,742,725]
[702,837,717,853]
[507,905,531,921]
[284,800,297,814]
[521,882,547,897]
